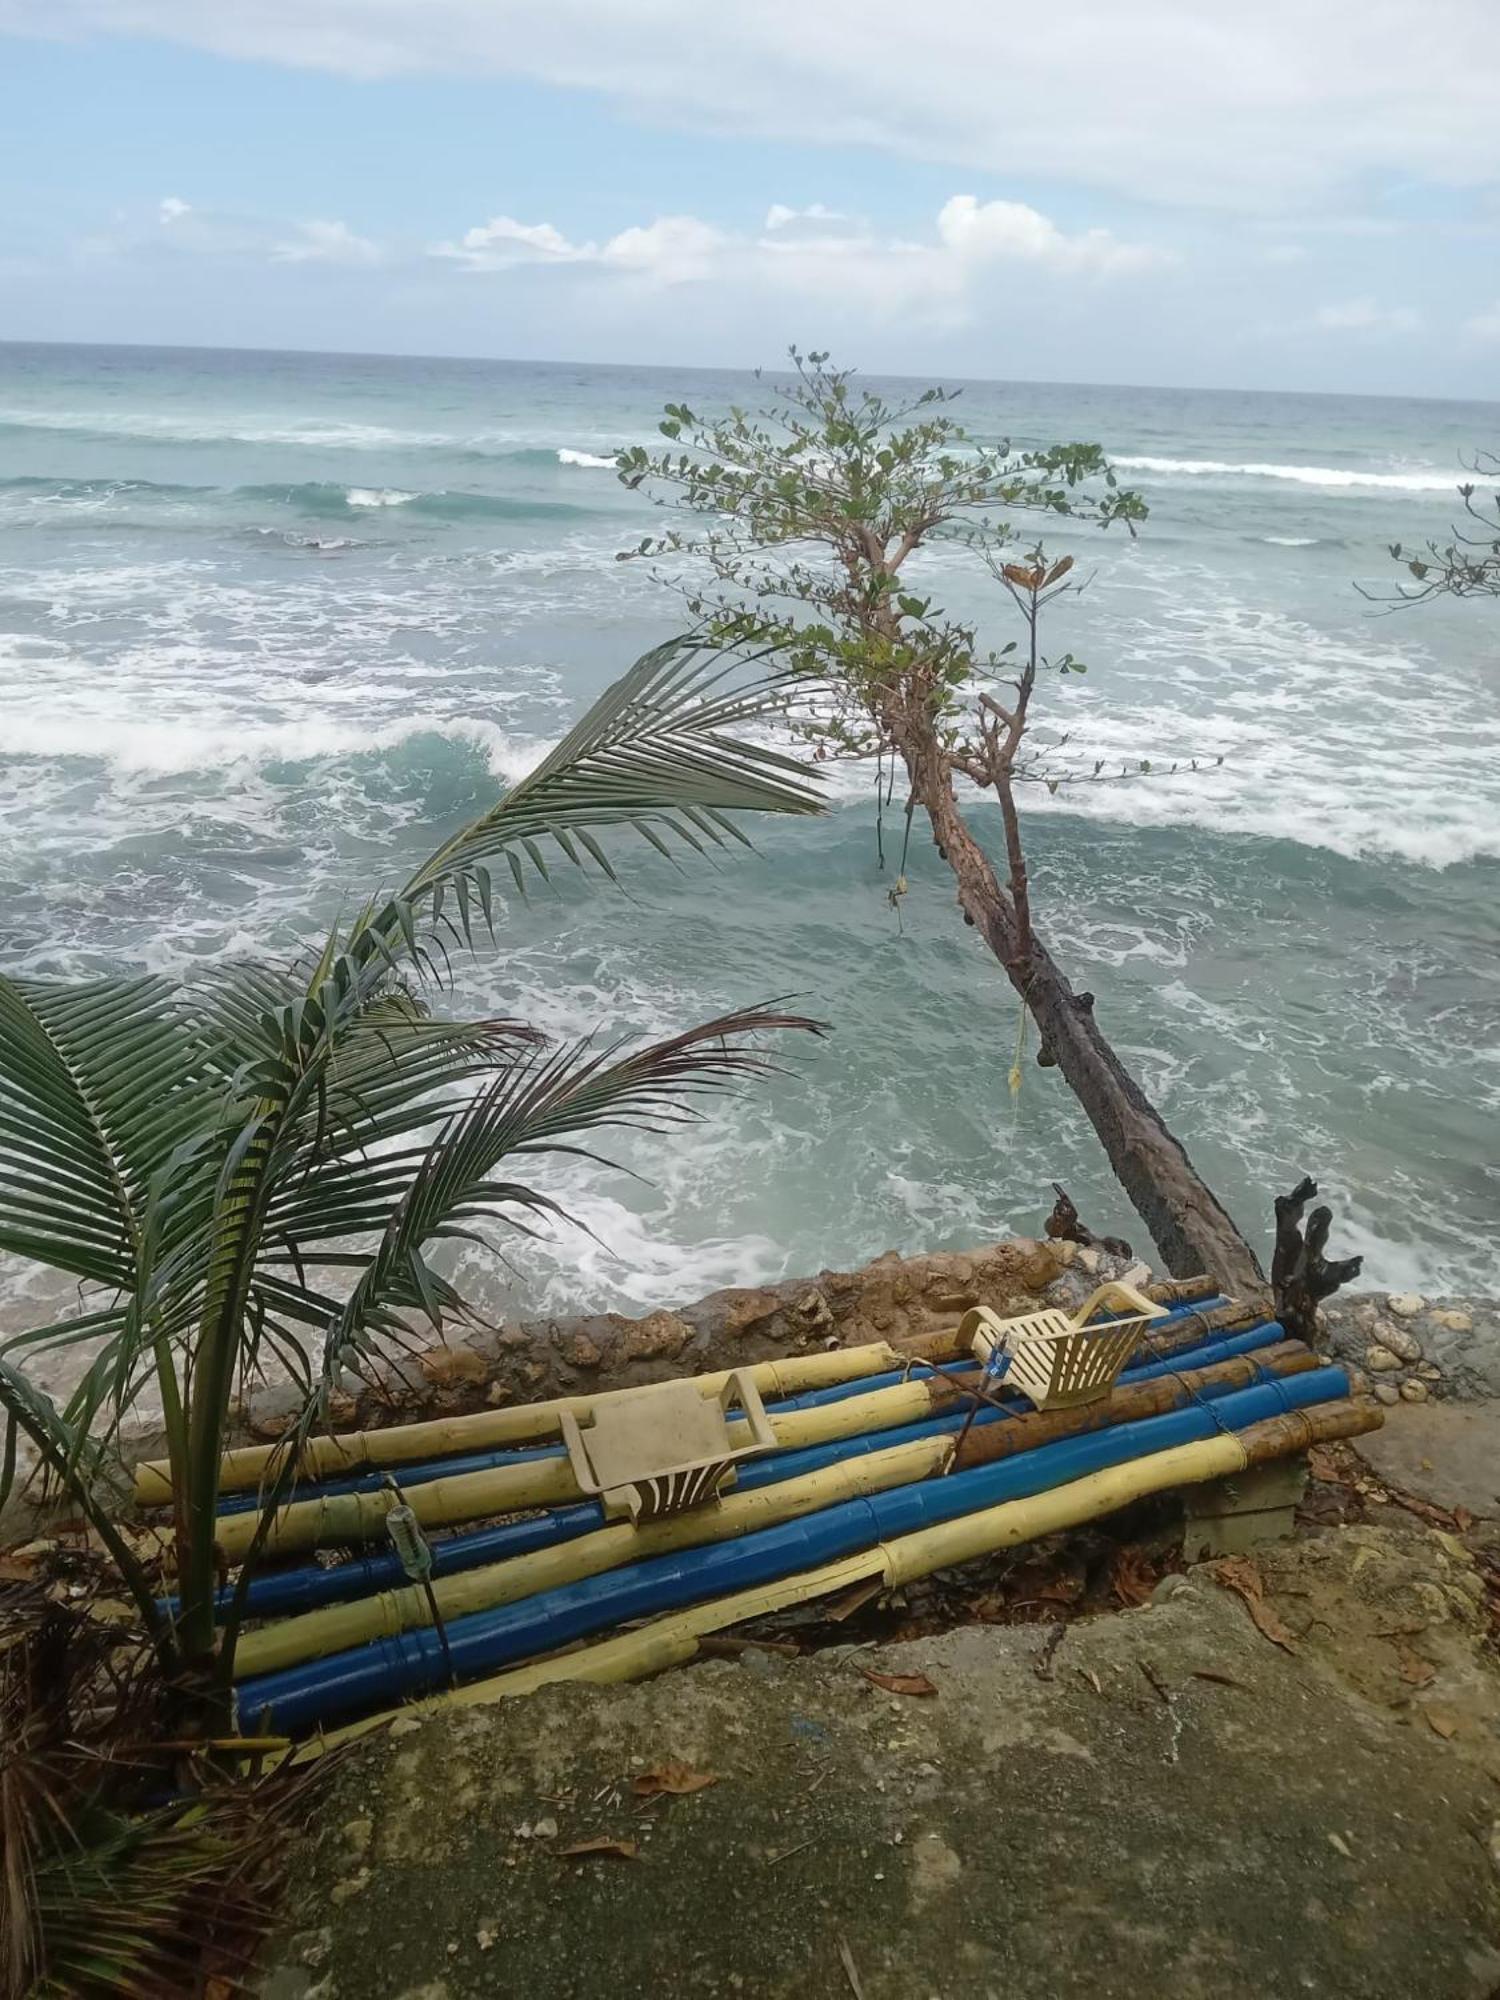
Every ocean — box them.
[1,340,1497,1339]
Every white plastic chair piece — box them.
[957,1281,1168,1412]
[559,1370,777,1524]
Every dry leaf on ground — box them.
[857,1667,938,1698]
[558,1837,640,1861]
[1109,1544,1159,1608]
[1423,1706,1460,1739]
[631,1761,718,1798]
[1210,1557,1298,1653]
[1397,1646,1437,1688]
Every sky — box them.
[1,2,1498,396]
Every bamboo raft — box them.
[135,1279,1381,1742]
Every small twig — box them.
[1139,1660,1173,1706]
[837,1934,867,2000]
[767,1836,818,1867]
[1033,1622,1068,1680]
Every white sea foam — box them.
[1010,568,1500,869]
[2,712,546,780]
[344,486,417,508]
[0,408,458,449]
[1115,455,1460,494]
[556,448,618,469]
[1260,534,1319,546]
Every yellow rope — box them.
[1008,994,1028,1099]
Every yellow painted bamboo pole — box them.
[291,1548,888,1760]
[233,1433,950,1677]
[213,1319,1297,1559]
[210,1317,1292,1560]
[137,1339,923,1507]
[290,1398,1376,1760]
[235,1342,1312,1676]
[208,1369,944,1561]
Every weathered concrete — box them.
[1357,1401,1500,1519]
[263,1523,1500,2000]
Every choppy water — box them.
[1,341,1497,1325]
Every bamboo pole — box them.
[291,1396,1377,1759]
[212,1320,1304,1568]
[213,1316,1297,1560]
[232,1433,951,1677]
[236,1343,1314,1677]
[137,1339,932,1507]
[142,1284,1234,1508]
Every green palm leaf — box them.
[320,1002,822,1389]
[0,975,212,1288]
[359,637,823,965]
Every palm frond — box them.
[363,637,823,960]
[320,1002,821,1389]
[0,975,213,1291]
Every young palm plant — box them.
[0,638,824,1716]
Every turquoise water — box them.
[1,341,1497,1319]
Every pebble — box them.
[1429,1308,1473,1334]
[1364,1345,1402,1373]
[1373,1318,1423,1364]
[1400,1379,1431,1403]
[1373,1384,1401,1406]
[1387,1293,1426,1319]
[1418,1362,1443,1382]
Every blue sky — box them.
[2,2,1498,395]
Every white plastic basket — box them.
[958,1281,1167,1412]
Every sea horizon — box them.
[5,334,1497,414]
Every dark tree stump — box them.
[1272,1176,1363,1346]
[1044,1183,1134,1263]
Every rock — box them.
[1365,1345,1403,1373]
[420,1345,487,1386]
[1076,1246,1102,1275]
[1400,1379,1431,1403]
[1429,1309,1473,1335]
[1418,1362,1443,1382]
[1374,1384,1402,1405]
[1387,1294,1426,1319]
[1372,1318,1423,1364]
[794,1290,834,1334]
[1019,1244,1065,1291]
[565,1333,603,1370]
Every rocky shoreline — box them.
[1322,1291,1500,1404]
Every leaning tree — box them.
[619,352,1269,1295]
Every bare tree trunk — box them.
[895,727,1267,1298]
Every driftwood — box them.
[1043,1183,1134,1263]
[1272,1176,1364,1346]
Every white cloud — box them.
[433,194,1164,305]
[1313,297,1421,333]
[601,214,726,280]
[270,218,382,265]
[437,214,592,266]
[1464,301,1500,339]
[937,194,1170,275]
[764,202,847,232]
[158,195,191,223]
[12,1,1500,214]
